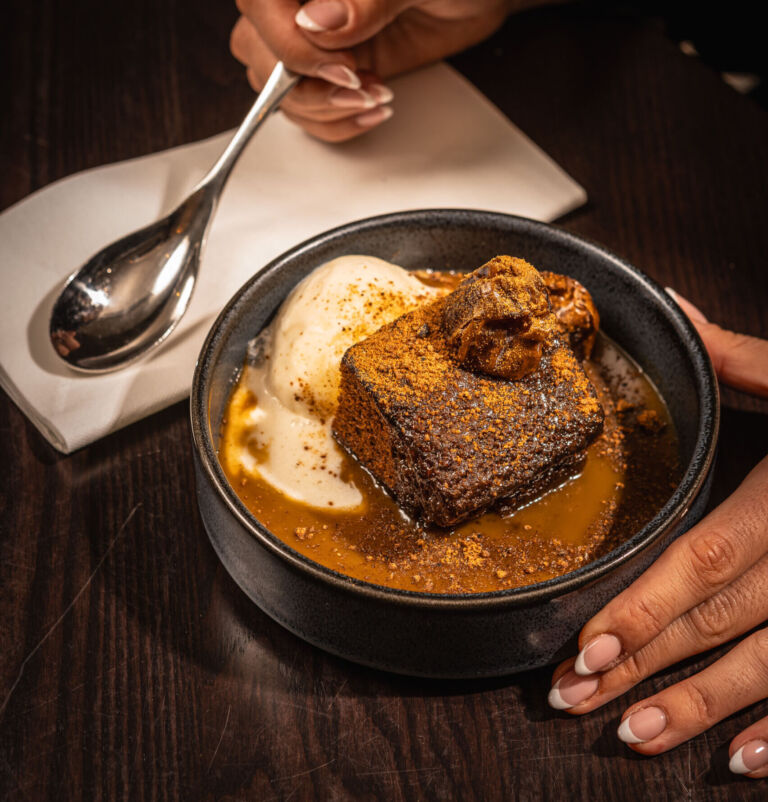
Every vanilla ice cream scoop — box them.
[223,256,441,510]
[267,255,435,417]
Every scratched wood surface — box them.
[2,2,767,800]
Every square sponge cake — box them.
[332,256,604,527]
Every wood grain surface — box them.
[2,2,767,800]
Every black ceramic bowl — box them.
[191,210,719,678]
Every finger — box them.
[295,0,512,77]
[294,0,413,46]
[282,104,393,143]
[664,288,708,324]
[233,13,359,92]
[233,16,393,121]
[730,717,768,778]
[568,455,768,676]
[694,319,768,397]
[236,0,360,87]
[666,288,768,398]
[247,67,393,121]
[614,627,768,754]
[549,551,768,712]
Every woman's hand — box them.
[548,289,768,778]
[230,0,532,142]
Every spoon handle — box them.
[199,62,299,195]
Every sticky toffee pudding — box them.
[219,256,680,594]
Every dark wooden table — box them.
[2,3,767,800]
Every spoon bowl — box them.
[49,62,298,372]
[50,185,213,371]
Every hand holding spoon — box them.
[50,62,298,372]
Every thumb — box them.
[666,288,768,398]
[295,0,413,47]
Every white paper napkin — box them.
[0,63,586,453]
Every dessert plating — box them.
[218,255,680,594]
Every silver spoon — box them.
[50,62,298,372]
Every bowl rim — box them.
[191,209,720,610]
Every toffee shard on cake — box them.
[332,256,605,527]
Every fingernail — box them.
[664,287,708,323]
[548,670,599,710]
[317,64,361,90]
[729,740,768,775]
[355,105,393,128]
[574,634,622,676]
[329,88,376,109]
[617,707,667,744]
[367,84,394,104]
[295,1,348,32]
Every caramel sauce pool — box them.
[218,272,680,594]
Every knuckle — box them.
[683,680,719,727]
[686,529,738,589]
[736,489,768,537]
[686,589,739,644]
[631,593,672,639]
[287,83,333,113]
[273,38,312,72]
[229,18,251,62]
[235,0,252,15]
[748,628,768,680]
[230,35,243,63]
[614,651,650,686]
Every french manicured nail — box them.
[664,287,708,323]
[548,670,599,710]
[329,88,376,109]
[617,707,667,744]
[295,1,348,32]
[367,84,394,104]
[729,740,768,775]
[355,105,393,128]
[574,634,622,676]
[317,64,361,90]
